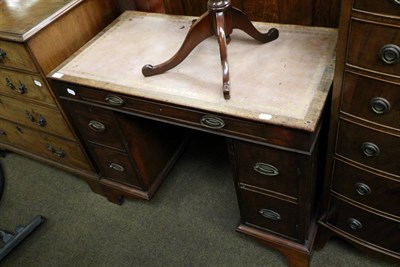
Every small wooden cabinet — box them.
[49,12,337,266]
[0,0,118,176]
[317,0,400,262]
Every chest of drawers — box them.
[317,0,400,262]
[0,0,118,177]
[49,12,337,266]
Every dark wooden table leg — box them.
[142,12,214,77]
[215,11,231,99]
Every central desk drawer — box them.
[353,0,400,18]
[232,140,303,199]
[67,101,125,150]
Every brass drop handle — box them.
[347,218,363,230]
[379,44,400,65]
[200,115,225,129]
[88,120,106,132]
[26,111,47,127]
[109,163,125,172]
[361,142,380,157]
[47,144,66,158]
[5,77,26,94]
[0,49,6,60]
[369,97,391,115]
[105,95,125,106]
[253,163,279,176]
[259,209,281,220]
[354,182,372,196]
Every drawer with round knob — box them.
[0,40,37,72]
[347,19,400,78]
[327,196,400,254]
[340,71,400,129]
[67,101,125,150]
[353,0,400,18]
[331,159,400,217]
[336,119,400,175]
[239,188,299,240]
[0,68,55,105]
[89,144,141,188]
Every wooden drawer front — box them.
[0,40,37,72]
[240,188,299,240]
[332,160,400,217]
[0,69,55,105]
[90,145,141,188]
[336,120,400,175]
[353,0,400,18]
[71,85,266,142]
[67,101,125,150]
[0,95,74,139]
[341,72,400,129]
[347,19,400,78]
[233,140,303,198]
[327,197,400,253]
[0,119,91,171]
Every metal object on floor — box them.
[0,161,45,261]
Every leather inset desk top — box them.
[50,11,337,132]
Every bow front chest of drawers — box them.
[0,0,118,176]
[49,11,337,267]
[317,0,400,262]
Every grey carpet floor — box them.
[0,133,398,267]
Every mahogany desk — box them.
[48,11,337,267]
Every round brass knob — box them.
[347,218,363,230]
[355,183,372,196]
[361,142,380,157]
[379,44,400,65]
[369,97,391,115]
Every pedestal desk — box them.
[49,11,337,267]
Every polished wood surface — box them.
[49,12,336,266]
[317,0,400,262]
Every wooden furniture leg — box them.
[142,0,279,100]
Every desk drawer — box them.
[332,160,400,217]
[353,0,400,18]
[341,71,400,129]
[231,140,303,198]
[327,196,400,253]
[0,95,74,140]
[336,120,400,175]
[347,19,400,78]
[0,118,91,171]
[240,188,299,240]
[67,101,125,151]
[0,69,55,106]
[89,144,141,188]
[0,40,37,72]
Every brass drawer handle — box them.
[0,48,6,60]
[253,163,279,176]
[347,218,363,230]
[88,120,106,132]
[46,144,66,158]
[392,0,400,5]
[109,163,125,172]
[0,128,6,136]
[5,77,26,94]
[369,97,391,115]
[354,182,372,196]
[361,142,380,157]
[379,44,400,65]
[259,209,281,220]
[200,115,225,129]
[105,95,125,106]
[25,111,47,127]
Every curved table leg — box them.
[142,12,215,77]
[231,6,279,43]
[215,12,231,99]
